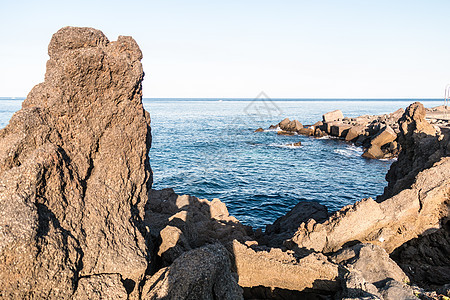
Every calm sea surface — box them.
[0,98,444,228]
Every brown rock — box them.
[142,244,243,300]
[297,127,314,136]
[331,243,409,284]
[323,109,344,122]
[279,119,303,132]
[314,128,326,137]
[323,121,340,134]
[345,125,366,141]
[362,144,384,159]
[370,125,397,147]
[0,27,151,298]
[254,127,264,132]
[330,124,352,138]
[264,201,328,247]
[391,226,450,287]
[231,240,340,292]
[286,157,450,254]
[73,274,129,300]
[382,102,446,200]
[277,130,295,136]
[278,118,290,130]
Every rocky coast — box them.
[260,105,449,161]
[0,27,449,300]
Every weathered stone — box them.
[330,243,409,284]
[266,201,328,243]
[0,26,151,298]
[331,124,352,138]
[73,274,128,300]
[254,127,264,132]
[324,121,340,134]
[391,226,450,287]
[314,128,326,137]
[286,156,450,254]
[142,244,243,300]
[382,102,445,200]
[297,127,315,136]
[277,130,295,136]
[362,145,384,159]
[345,125,366,141]
[323,109,344,122]
[231,240,340,292]
[279,118,290,128]
[378,280,417,300]
[370,125,397,147]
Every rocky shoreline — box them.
[1,27,449,300]
[257,105,449,161]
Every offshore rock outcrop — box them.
[264,108,406,159]
[0,27,151,298]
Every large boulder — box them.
[142,244,243,300]
[0,27,151,298]
[330,124,352,138]
[231,240,340,293]
[323,109,344,122]
[370,125,397,148]
[330,243,409,284]
[263,201,328,247]
[145,188,252,265]
[345,125,366,141]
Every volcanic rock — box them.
[382,102,446,200]
[230,240,340,292]
[278,118,291,130]
[362,144,384,159]
[345,125,366,142]
[323,109,344,122]
[370,125,397,148]
[330,124,352,138]
[142,244,243,299]
[330,243,409,284]
[0,26,151,298]
[286,156,450,255]
[264,201,328,247]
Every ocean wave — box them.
[268,143,302,149]
[264,126,281,132]
[333,145,363,157]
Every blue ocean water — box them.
[0,98,444,228]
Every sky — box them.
[1,0,450,99]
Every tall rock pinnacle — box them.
[0,27,152,298]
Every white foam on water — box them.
[334,145,364,157]
[268,143,302,149]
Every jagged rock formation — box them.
[0,27,151,298]
[382,102,448,199]
[286,136,450,255]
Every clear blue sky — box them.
[1,0,449,98]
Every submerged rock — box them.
[0,26,151,298]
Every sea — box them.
[0,97,444,228]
